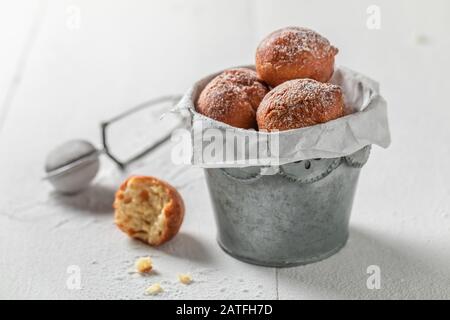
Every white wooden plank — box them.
[255,0,450,299]
[0,0,276,299]
[1,0,450,300]
[0,0,43,128]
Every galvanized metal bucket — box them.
[204,145,371,267]
[176,66,389,267]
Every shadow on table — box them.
[158,232,214,265]
[49,184,115,214]
[277,226,450,299]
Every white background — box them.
[0,0,449,299]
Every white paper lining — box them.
[174,66,391,168]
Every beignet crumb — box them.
[135,257,153,273]
[145,283,163,295]
[178,273,193,285]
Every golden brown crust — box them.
[256,27,338,87]
[196,68,269,129]
[113,176,185,246]
[160,179,185,245]
[256,79,345,131]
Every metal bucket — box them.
[204,145,371,267]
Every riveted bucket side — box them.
[205,146,370,267]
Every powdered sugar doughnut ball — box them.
[196,68,269,129]
[256,79,345,131]
[256,27,338,87]
[114,176,184,246]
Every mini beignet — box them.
[256,27,338,87]
[114,176,184,246]
[196,68,269,129]
[256,79,345,131]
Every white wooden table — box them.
[1,0,449,299]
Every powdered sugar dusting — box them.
[261,26,337,62]
[257,79,345,131]
[196,68,269,128]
